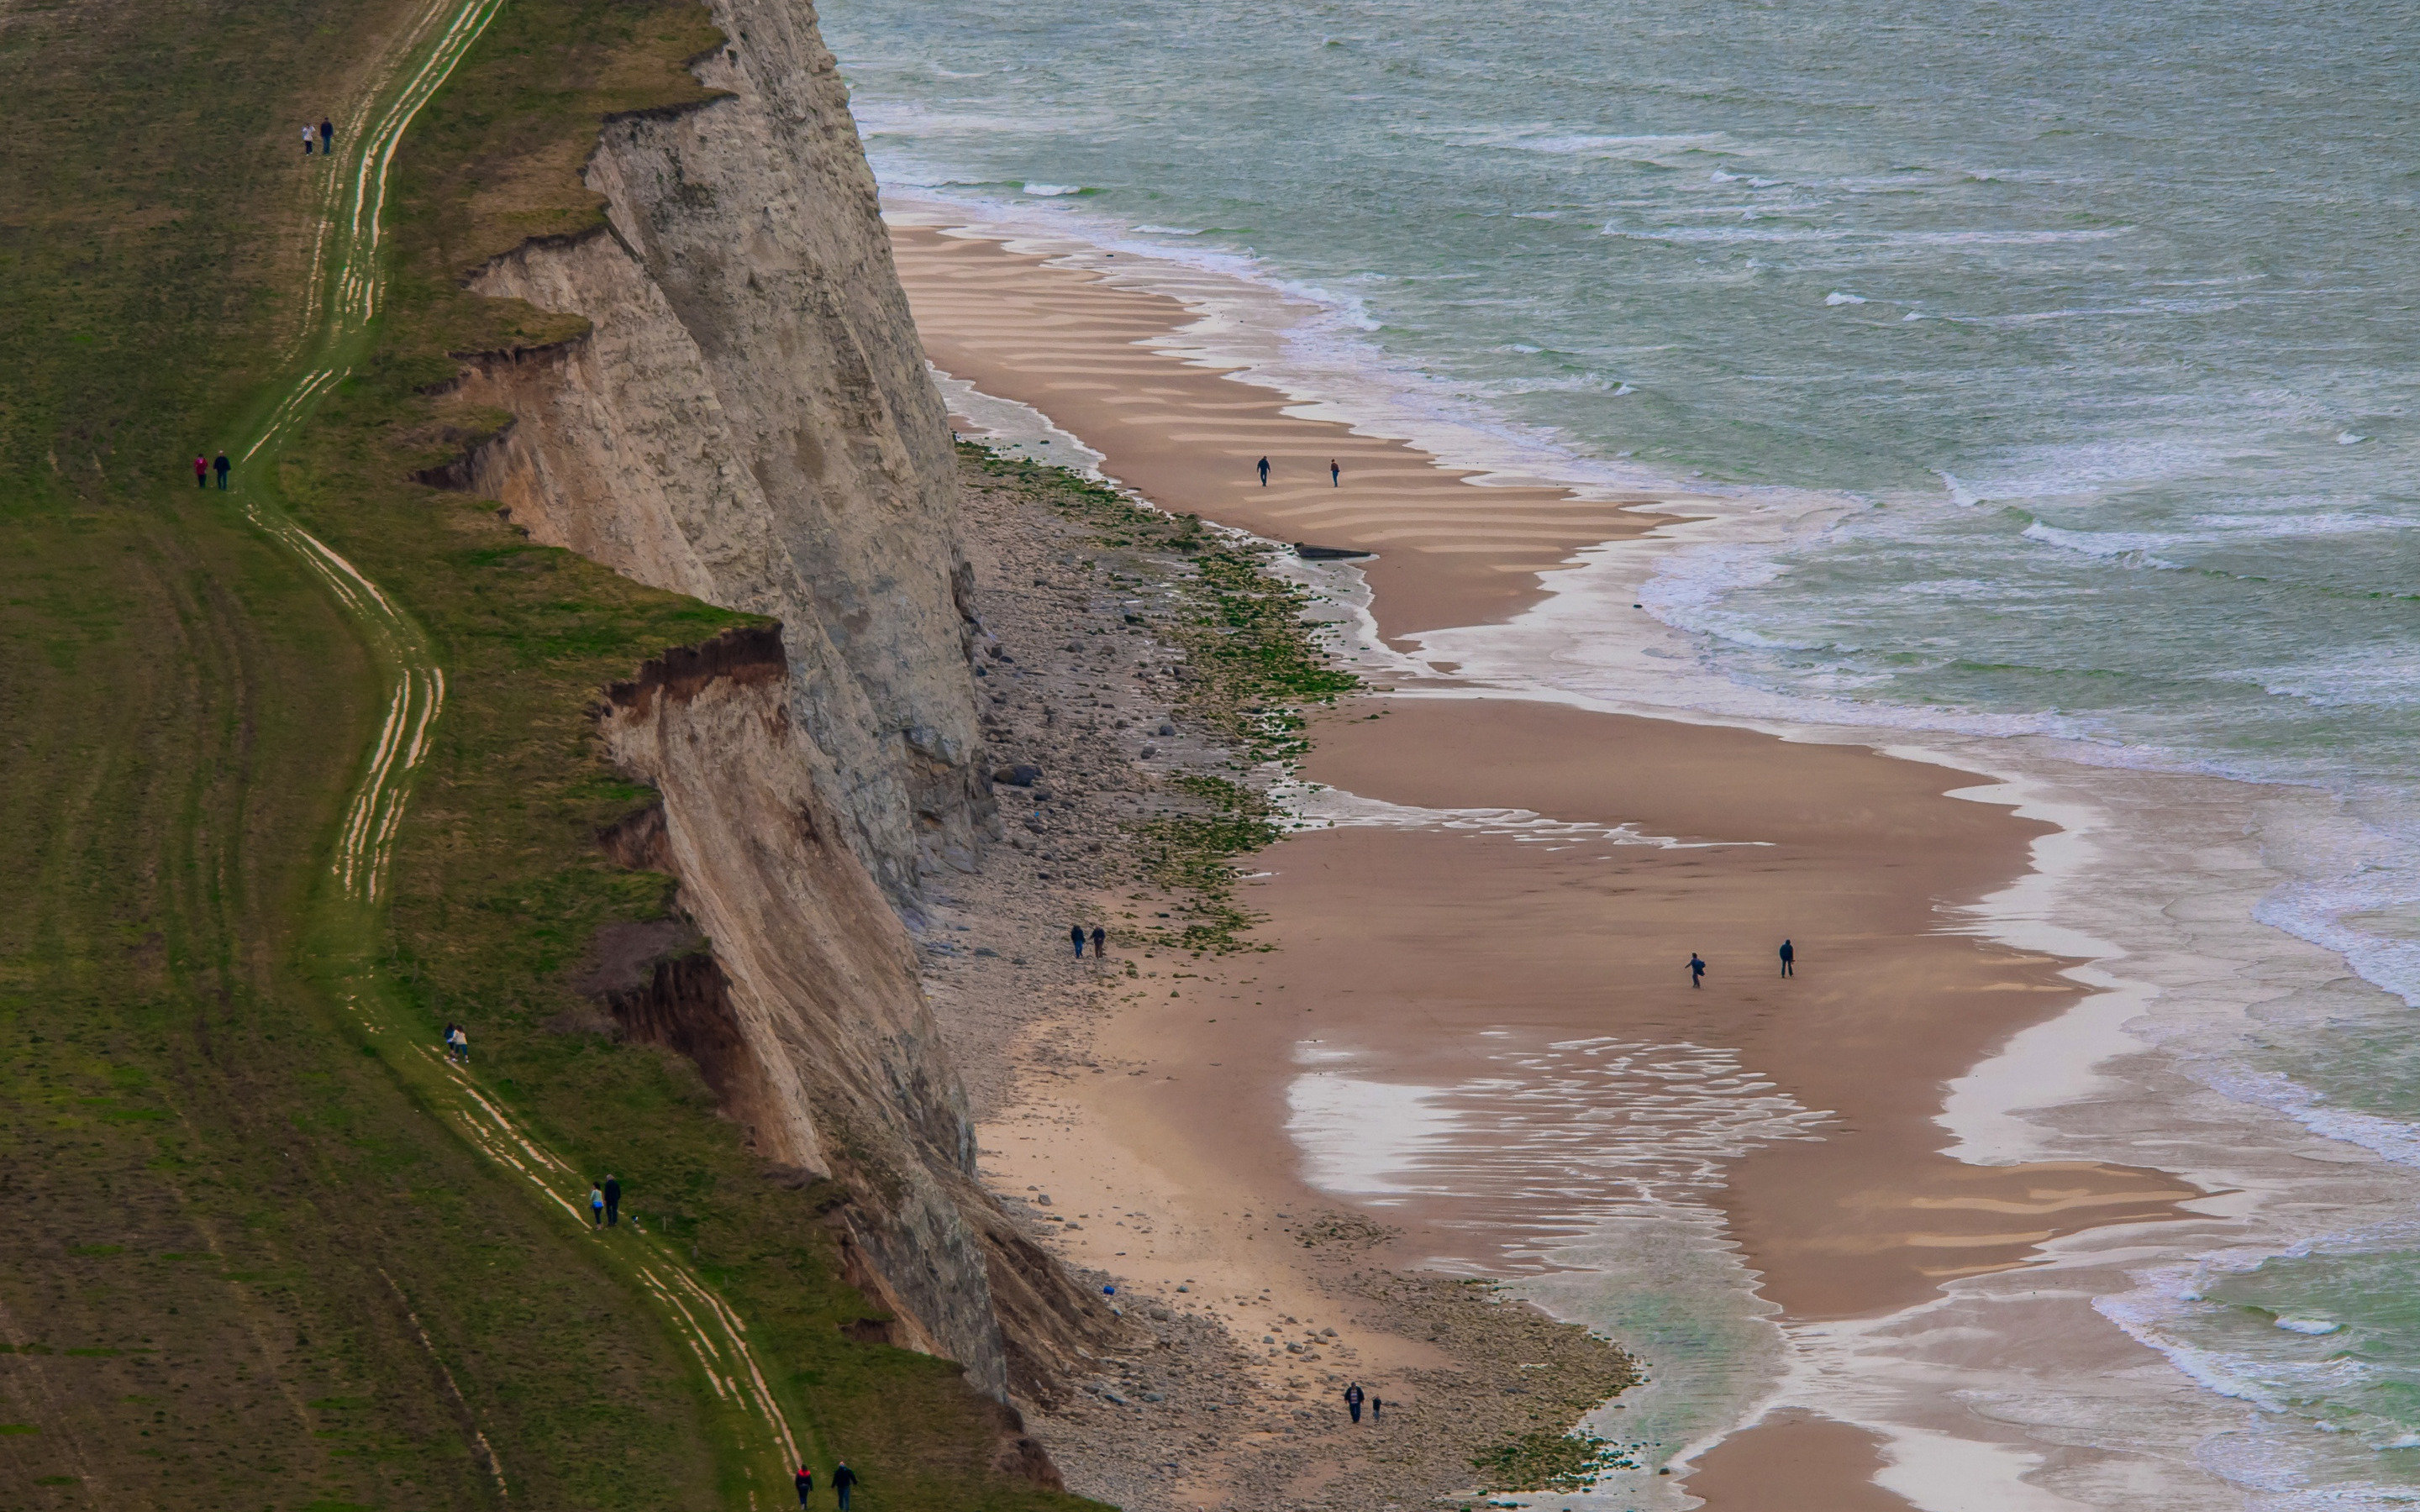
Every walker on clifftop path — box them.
[226,0,808,1489]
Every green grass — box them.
[0,0,1106,1506]
[1470,1428,1638,1494]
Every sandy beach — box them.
[892,217,2208,1509]
[892,225,1675,647]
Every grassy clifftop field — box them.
[0,0,1090,1506]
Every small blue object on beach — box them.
[1102,1286,1116,1295]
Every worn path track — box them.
[231,0,807,1494]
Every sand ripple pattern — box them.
[1291,1037,1831,1269]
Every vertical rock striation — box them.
[450,0,989,900]
[592,629,1131,1405]
[593,627,1002,1390]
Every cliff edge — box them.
[445,0,988,901]
[426,0,1131,1406]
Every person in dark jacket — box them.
[793,1465,813,1506]
[213,452,230,489]
[1779,938,1796,976]
[602,1174,622,1226]
[832,1461,857,1509]
[1688,952,1707,988]
[319,118,334,152]
[1071,924,1086,958]
[1344,1381,1365,1423]
[1256,455,1270,486]
[1090,926,1106,961]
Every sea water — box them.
[818,0,2420,1504]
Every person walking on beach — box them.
[1688,952,1707,988]
[1779,939,1795,976]
[589,1184,606,1227]
[1071,923,1086,958]
[1329,459,1341,487]
[832,1460,857,1509]
[213,451,230,489]
[1091,925,1106,962]
[602,1173,622,1226]
[1256,455,1270,486]
[794,1465,813,1506]
[193,454,208,488]
[319,118,334,153]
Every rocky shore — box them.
[916,445,1639,1510]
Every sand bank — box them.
[891,222,1681,645]
[892,215,2204,1509]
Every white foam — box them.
[1021,181,1084,196]
[2019,519,2181,569]
[882,187,1712,509]
[892,202,2420,1512]
[2276,1318,2343,1335]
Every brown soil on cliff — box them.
[927,449,1639,1510]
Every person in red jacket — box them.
[193,454,208,488]
[793,1465,813,1506]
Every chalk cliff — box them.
[450,0,988,900]
[590,630,1128,1404]
[430,0,1123,1407]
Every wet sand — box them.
[891,220,1680,645]
[892,215,2202,1509]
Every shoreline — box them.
[930,444,1648,1510]
[892,213,2205,1509]
[887,208,2411,1509]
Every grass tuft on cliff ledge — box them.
[0,0,1099,1506]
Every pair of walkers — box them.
[1252,456,1346,488]
[1069,924,1107,960]
[1342,1381,1381,1423]
[1686,939,1797,988]
[301,118,334,155]
[441,1022,470,1062]
[795,1461,857,1508]
[193,452,229,489]
[587,1175,622,1228]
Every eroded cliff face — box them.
[593,627,1015,1391]
[450,0,988,900]
[433,0,1128,1409]
[593,627,1128,1410]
